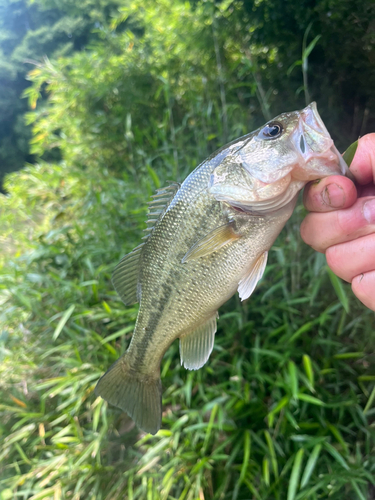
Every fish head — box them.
[209,102,351,212]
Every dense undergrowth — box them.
[1,157,375,500]
[1,0,375,498]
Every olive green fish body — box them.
[128,179,298,375]
[96,102,351,434]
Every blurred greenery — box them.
[1,0,375,499]
[1,0,375,189]
[0,0,122,189]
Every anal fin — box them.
[179,313,218,370]
[238,251,268,301]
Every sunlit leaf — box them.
[300,444,322,488]
[287,448,304,500]
[52,305,76,340]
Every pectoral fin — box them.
[179,313,218,370]
[182,222,239,263]
[237,251,268,301]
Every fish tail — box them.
[95,354,162,435]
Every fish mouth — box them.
[293,102,353,181]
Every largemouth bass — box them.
[96,102,350,434]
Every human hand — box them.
[300,134,375,311]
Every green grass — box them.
[0,157,374,500]
[1,7,374,494]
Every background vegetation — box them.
[0,0,374,498]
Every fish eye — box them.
[258,122,283,140]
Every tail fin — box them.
[95,355,162,435]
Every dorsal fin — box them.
[113,182,180,305]
[142,182,180,239]
[112,243,144,305]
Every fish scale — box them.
[96,102,351,434]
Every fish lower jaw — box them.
[291,159,342,181]
[228,180,302,214]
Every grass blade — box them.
[350,480,367,500]
[264,430,278,479]
[327,267,349,313]
[52,305,76,340]
[288,361,298,399]
[323,442,349,470]
[239,430,251,484]
[300,444,322,488]
[287,448,304,500]
[364,385,375,414]
[302,354,314,390]
[297,393,325,406]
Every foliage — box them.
[0,0,122,188]
[26,0,375,181]
[24,0,254,178]
[1,0,375,499]
[2,0,375,188]
[1,156,375,500]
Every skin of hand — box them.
[300,133,375,311]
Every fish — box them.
[95,102,351,434]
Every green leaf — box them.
[268,396,289,427]
[52,305,76,340]
[0,490,13,500]
[100,326,134,344]
[323,442,349,470]
[334,352,364,359]
[364,385,375,414]
[264,430,278,479]
[303,35,321,61]
[297,393,325,406]
[201,403,218,454]
[327,423,349,455]
[147,165,161,188]
[288,321,314,343]
[302,354,314,389]
[300,444,322,488]
[327,267,349,313]
[262,457,270,486]
[288,361,298,399]
[350,480,367,500]
[287,448,304,500]
[239,430,251,484]
[342,140,358,167]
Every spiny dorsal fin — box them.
[181,222,240,263]
[112,243,144,305]
[237,251,268,301]
[179,313,218,370]
[143,182,180,238]
[113,182,180,304]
